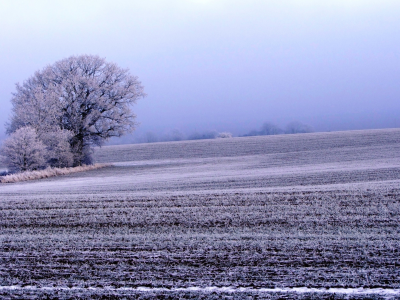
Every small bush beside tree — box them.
[40,129,74,168]
[0,127,47,173]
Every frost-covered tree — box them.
[260,122,283,135]
[0,127,47,172]
[188,130,218,140]
[285,121,313,134]
[40,129,74,168]
[7,55,145,165]
[169,129,184,141]
[144,131,158,143]
[243,122,282,137]
[7,84,62,135]
[217,132,233,138]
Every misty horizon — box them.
[1,1,399,143]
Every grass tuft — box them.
[0,164,111,183]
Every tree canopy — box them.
[6,55,145,165]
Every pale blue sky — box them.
[1,0,399,140]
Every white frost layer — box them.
[0,286,399,295]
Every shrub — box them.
[40,129,74,168]
[217,132,233,138]
[0,127,47,172]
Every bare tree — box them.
[7,55,145,165]
[243,122,283,137]
[144,131,158,143]
[169,129,184,141]
[285,121,313,134]
[188,130,218,140]
[259,122,284,135]
[0,127,47,172]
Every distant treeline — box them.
[134,121,313,144]
[138,130,233,143]
[242,121,313,137]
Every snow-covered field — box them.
[0,129,399,299]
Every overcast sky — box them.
[1,0,399,141]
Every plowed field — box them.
[1,129,400,299]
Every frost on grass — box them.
[0,286,399,299]
[0,163,110,183]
